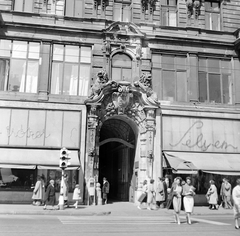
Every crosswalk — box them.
[58,216,175,225]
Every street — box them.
[0,213,238,236]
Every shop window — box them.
[65,0,83,17]
[161,0,177,27]
[0,168,77,192]
[0,40,40,93]
[50,44,91,96]
[113,1,132,22]
[152,54,187,102]
[205,0,221,31]
[0,168,35,190]
[198,58,232,104]
[111,53,132,82]
[14,0,34,12]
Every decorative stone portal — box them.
[84,71,160,203]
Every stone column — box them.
[85,104,100,204]
[145,107,156,179]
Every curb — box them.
[0,210,112,216]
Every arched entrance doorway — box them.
[99,118,137,202]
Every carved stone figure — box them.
[102,40,111,56]
[89,70,109,99]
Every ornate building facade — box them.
[0,0,240,203]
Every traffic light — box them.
[59,147,70,169]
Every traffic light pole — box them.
[59,168,65,210]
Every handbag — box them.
[138,192,147,202]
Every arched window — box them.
[111,53,132,82]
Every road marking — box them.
[189,217,230,226]
[58,216,176,225]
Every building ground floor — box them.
[0,87,240,205]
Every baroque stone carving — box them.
[102,40,111,56]
[134,73,159,105]
[89,70,109,99]
[112,82,133,115]
[186,0,202,18]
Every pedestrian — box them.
[102,177,110,204]
[166,177,177,210]
[232,178,240,229]
[206,180,218,210]
[63,174,69,207]
[221,178,232,209]
[156,177,165,209]
[73,184,81,209]
[172,177,183,224]
[147,179,155,210]
[43,180,57,210]
[32,175,44,206]
[182,177,196,224]
[137,180,148,210]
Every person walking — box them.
[156,177,165,209]
[182,177,196,224]
[32,175,44,206]
[43,180,57,210]
[102,177,110,204]
[206,180,218,210]
[72,184,81,209]
[221,178,232,209]
[172,177,183,224]
[137,180,148,210]
[147,179,155,210]
[232,178,240,229]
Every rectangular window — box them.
[198,58,232,104]
[152,54,187,102]
[51,44,92,96]
[161,0,177,26]
[0,40,40,93]
[14,0,34,12]
[65,0,83,17]
[113,2,132,22]
[205,0,221,30]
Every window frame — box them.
[161,0,178,27]
[205,0,221,31]
[50,44,92,96]
[152,53,187,102]
[113,0,132,22]
[198,57,232,104]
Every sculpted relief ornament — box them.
[85,71,160,133]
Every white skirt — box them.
[183,196,194,213]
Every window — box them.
[14,0,34,12]
[198,58,232,104]
[65,0,83,17]
[205,0,221,30]
[161,0,177,26]
[152,54,187,102]
[0,40,40,93]
[111,53,132,82]
[113,1,132,22]
[50,44,92,96]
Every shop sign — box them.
[163,116,239,153]
[0,108,81,148]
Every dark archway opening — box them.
[99,118,136,202]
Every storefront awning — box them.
[163,152,198,174]
[0,148,80,169]
[164,152,240,175]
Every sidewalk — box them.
[0,202,234,217]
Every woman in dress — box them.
[43,179,57,210]
[147,179,155,210]
[156,177,165,209]
[137,180,148,210]
[32,175,44,206]
[72,184,81,209]
[206,180,218,210]
[232,178,240,229]
[172,177,183,224]
[182,177,196,224]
